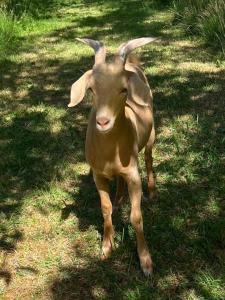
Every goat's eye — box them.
[120,88,127,94]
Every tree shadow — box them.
[51,59,225,298]
[46,0,172,45]
[0,51,94,258]
[50,36,225,300]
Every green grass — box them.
[0,0,61,18]
[0,0,82,60]
[0,1,225,299]
[172,0,225,53]
[0,8,19,59]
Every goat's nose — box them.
[96,117,110,127]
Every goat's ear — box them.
[126,72,152,107]
[68,70,92,107]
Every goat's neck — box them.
[113,108,127,131]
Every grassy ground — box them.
[0,1,225,299]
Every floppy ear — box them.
[126,72,152,107]
[68,70,92,107]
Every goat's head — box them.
[68,37,157,133]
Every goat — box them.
[68,37,157,276]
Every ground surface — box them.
[0,1,225,299]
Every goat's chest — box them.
[85,127,136,179]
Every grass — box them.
[0,1,225,299]
[172,0,225,53]
[0,0,73,60]
[0,8,19,59]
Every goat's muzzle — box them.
[96,116,113,132]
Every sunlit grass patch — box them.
[195,270,225,300]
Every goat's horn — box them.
[116,37,158,63]
[76,38,106,65]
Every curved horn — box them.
[117,37,158,63]
[76,38,106,65]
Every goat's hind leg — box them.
[145,127,157,200]
[94,173,114,260]
[113,176,126,211]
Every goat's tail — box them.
[126,54,141,66]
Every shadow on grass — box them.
[51,63,225,299]
[51,172,225,299]
[50,48,225,300]
[45,0,172,45]
[0,53,94,257]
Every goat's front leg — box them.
[124,168,153,276]
[94,173,114,260]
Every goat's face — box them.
[69,38,158,133]
[91,63,128,132]
[69,62,128,133]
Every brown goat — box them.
[69,38,157,276]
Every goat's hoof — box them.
[101,242,112,260]
[140,253,153,277]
